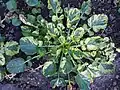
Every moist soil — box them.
[1,0,120,90]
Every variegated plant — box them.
[2,0,116,90]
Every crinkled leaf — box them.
[85,36,103,51]
[25,0,38,6]
[59,36,66,44]
[71,27,85,42]
[47,23,59,37]
[6,0,17,11]
[98,63,114,74]
[0,54,5,66]
[50,78,66,88]
[48,0,62,14]
[42,61,56,77]
[20,37,38,55]
[21,26,32,36]
[6,58,25,74]
[75,74,90,90]
[87,44,98,51]
[4,41,19,56]
[80,0,91,15]
[66,8,80,29]
[88,14,108,32]
[57,23,65,30]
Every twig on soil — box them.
[5,73,16,79]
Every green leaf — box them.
[42,61,56,77]
[88,14,108,32]
[66,8,80,29]
[52,15,58,22]
[0,34,5,42]
[0,54,5,66]
[27,14,36,24]
[47,23,59,37]
[75,74,90,90]
[80,0,91,15]
[56,49,61,57]
[59,36,66,44]
[50,78,66,88]
[6,58,25,74]
[6,0,17,11]
[87,45,98,51]
[72,48,83,59]
[4,41,19,56]
[48,0,62,14]
[25,0,38,6]
[60,57,73,74]
[20,37,38,55]
[37,47,46,57]
[57,23,65,30]
[98,63,114,74]
[85,36,103,51]
[32,8,39,14]
[71,27,85,42]
[21,26,32,36]
[12,17,21,26]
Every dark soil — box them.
[1,69,51,90]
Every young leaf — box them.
[12,17,21,26]
[6,0,17,11]
[66,8,80,29]
[6,58,25,74]
[42,61,56,77]
[71,48,83,60]
[21,26,32,36]
[75,74,90,90]
[88,14,108,32]
[71,27,85,42]
[25,0,38,6]
[20,37,38,55]
[4,41,20,56]
[47,23,59,37]
[27,14,36,24]
[37,47,46,57]
[0,54,5,66]
[80,0,91,15]
[59,36,66,44]
[48,0,62,14]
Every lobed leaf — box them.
[88,14,108,32]
[4,41,20,56]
